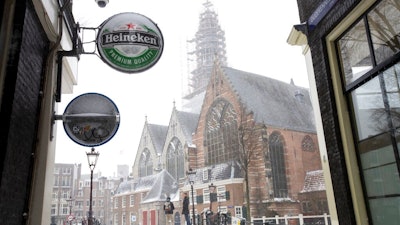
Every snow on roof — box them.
[147,123,168,154]
[223,66,316,133]
[176,110,200,145]
[182,91,206,114]
[115,170,179,204]
[185,161,243,185]
[141,170,179,203]
[300,170,326,193]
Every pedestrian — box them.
[164,196,175,225]
[182,192,191,225]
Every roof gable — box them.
[115,170,179,203]
[147,123,168,154]
[222,66,316,133]
[176,110,200,145]
[142,170,178,203]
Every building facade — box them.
[0,1,348,225]
[189,62,325,217]
[126,1,328,224]
[72,173,121,225]
[113,170,180,225]
[289,0,400,224]
[128,60,328,225]
[51,164,81,225]
[0,0,78,224]
[50,164,122,225]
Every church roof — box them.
[147,123,168,154]
[182,91,205,114]
[115,179,135,195]
[186,161,243,185]
[223,66,316,133]
[115,170,179,203]
[300,170,326,193]
[176,110,200,145]
[141,170,179,203]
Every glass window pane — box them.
[359,133,400,225]
[363,164,400,197]
[359,133,395,168]
[382,63,400,129]
[369,197,400,225]
[351,76,389,140]
[338,19,373,86]
[368,0,400,65]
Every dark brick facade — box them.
[295,1,361,224]
[0,0,49,224]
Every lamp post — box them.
[66,195,73,214]
[207,183,216,225]
[87,147,99,225]
[187,168,196,225]
[66,195,74,225]
[217,194,223,213]
[208,183,216,212]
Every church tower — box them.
[183,1,228,112]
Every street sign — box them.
[307,0,338,31]
[67,215,74,221]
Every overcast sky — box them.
[55,0,308,177]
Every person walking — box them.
[182,192,191,225]
[164,196,175,225]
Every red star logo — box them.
[126,23,136,30]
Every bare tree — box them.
[237,110,260,220]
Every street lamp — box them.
[87,147,99,225]
[66,196,73,214]
[206,183,216,225]
[66,195,74,224]
[187,168,196,225]
[217,194,223,213]
[208,183,216,212]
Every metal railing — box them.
[250,214,331,225]
[199,211,330,225]
[200,210,229,225]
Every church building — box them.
[115,2,328,225]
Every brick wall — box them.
[296,0,360,224]
[0,0,49,224]
[191,64,323,217]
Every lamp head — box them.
[86,147,99,171]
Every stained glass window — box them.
[166,137,185,179]
[269,132,288,198]
[205,99,239,165]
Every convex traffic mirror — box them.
[55,93,120,147]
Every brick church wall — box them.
[191,64,323,217]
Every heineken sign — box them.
[97,12,164,73]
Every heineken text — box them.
[102,31,159,46]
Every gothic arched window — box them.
[205,99,239,165]
[269,132,288,198]
[139,149,153,177]
[301,135,315,152]
[166,137,185,180]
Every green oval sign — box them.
[97,12,164,73]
